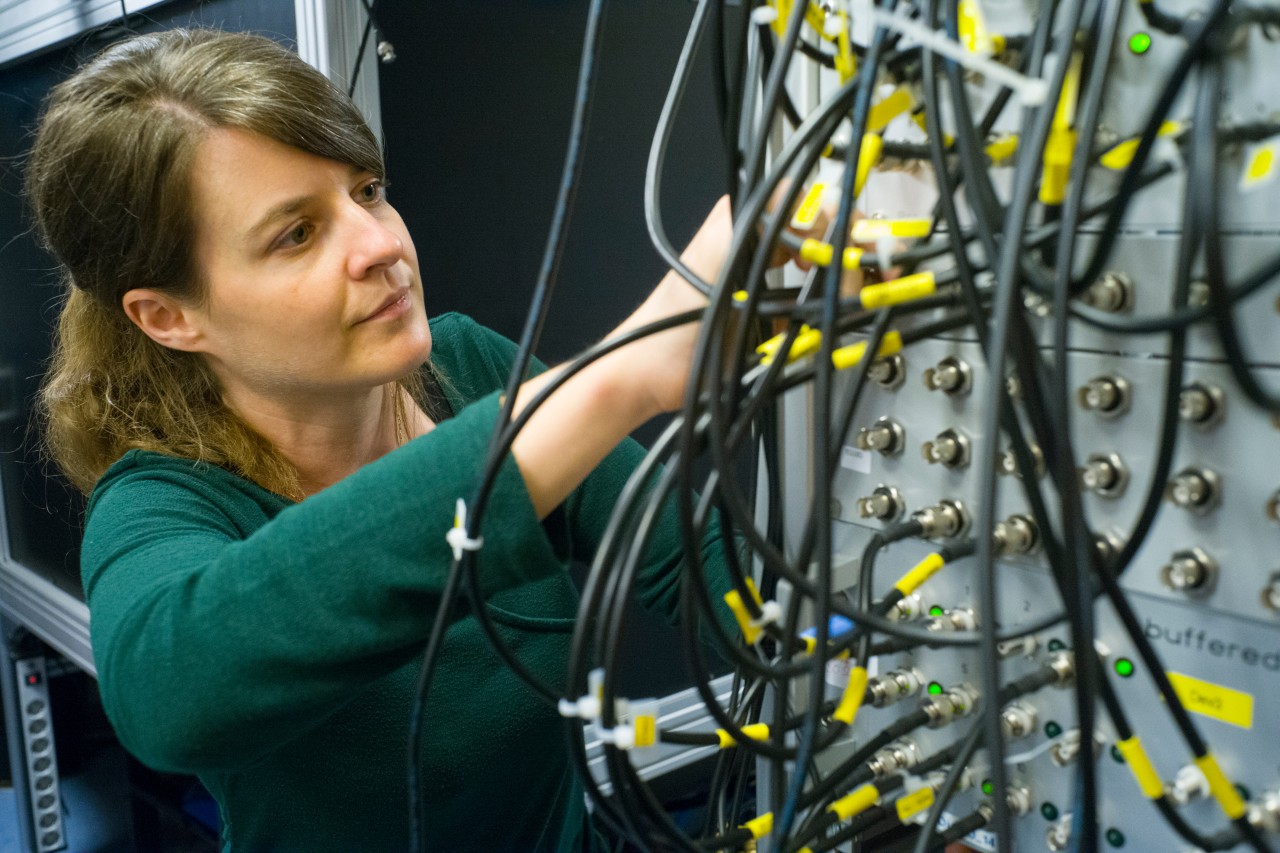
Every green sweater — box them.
[82,313,727,852]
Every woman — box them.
[29,28,736,851]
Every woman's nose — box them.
[345,206,403,279]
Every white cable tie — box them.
[868,6,1050,105]
[446,498,484,561]
[750,600,784,631]
[752,6,779,25]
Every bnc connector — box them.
[992,514,1040,556]
[1047,651,1076,687]
[868,739,922,777]
[857,484,906,522]
[925,607,978,633]
[922,683,980,728]
[866,668,924,708]
[1000,701,1038,739]
[913,499,970,539]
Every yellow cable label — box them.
[1195,754,1247,819]
[835,17,856,82]
[895,787,936,822]
[799,239,863,270]
[1167,672,1254,730]
[868,88,914,133]
[634,715,656,748]
[1242,141,1279,193]
[717,723,770,749]
[799,238,834,267]
[859,271,937,310]
[984,133,1019,164]
[829,784,880,821]
[733,290,749,303]
[743,812,773,839]
[832,330,904,371]
[792,183,827,230]
[1116,736,1164,800]
[1099,121,1183,170]
[856,135,884,196]
[1039,52,1082,205]
[893,552,946,596]
[852,218,931,241]
[833,666,868,725]
[958,0,994,54]
[723,578,766,644]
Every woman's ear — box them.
[121,289,206,352]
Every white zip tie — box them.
[446,498,484,561]
[751,600,784,630]
[868,6,1050,105]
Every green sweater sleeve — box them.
[455,318,736,630]
[82,390,561,774]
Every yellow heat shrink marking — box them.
[1242,142,1279,192]
[799,238,833,267]
[1099,121,1183,170]
[852,218,931,241]
[634,715,656,748]
[868,87,914,133]
[895,787,936,822]
[723,578,766,644]
[799,239,864,270]
[758,326,823,365]
[832,330,904,371]
[856,135,884,196]
[1246,146,1275,184]
[1115,737,1164,800]
[984,134,1019,164]
[829,784,880,821]
[717,723,770,749]
[859,271,937,310]
[835,18,856,82]
[733,290,749,303]
[1195,754,1248,819]
[743,812,773,839]
[833,666,869,725]
[1039,52,1082,205]
[893,552,945,596]
[958,0,994,54]
[770,0,791,36]
[792,183,827,229]
[1166,671,1254,730]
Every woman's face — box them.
[182,127,432,411]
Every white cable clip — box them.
[559,668,605,720]
[446,498,484,561]
[595,724,638,751]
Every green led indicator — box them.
[1106,828,1126,848]
[1128,32,1152,55]
[1111,745,1125,764]
[1114,658,1135,678]
[1045,721,1063,738]
[929,604,945,617]
[928,681,944,696]
[1047,638,1066,652]
[1238,784,1252,802]
[1041,802,1059,821]
[981,780,994,796]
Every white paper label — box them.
[840,446,872,474]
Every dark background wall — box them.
[0,0,297,599]
[376,0,733,365]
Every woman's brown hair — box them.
[28,28,442,499]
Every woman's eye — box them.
[274,222,313,251]
[359,180,386,203]
[284,223,311,246]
